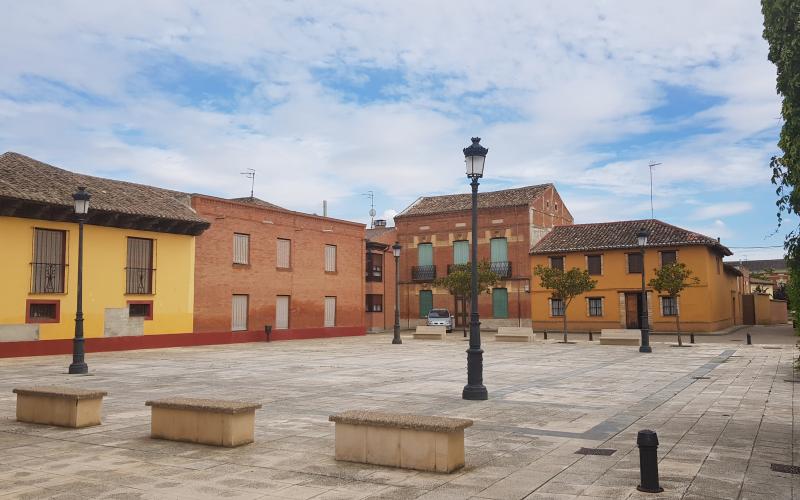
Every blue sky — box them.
[0,1,792,260]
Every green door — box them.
[419,290,433,318]
[490,238,508,262]
[453,240,469,265]
[418,243,433,266]
[492,288,508,318]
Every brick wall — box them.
[192,196,366,338]
[365,228,398,332]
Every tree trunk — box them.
[676,312,682,347]
[562,310,568,343]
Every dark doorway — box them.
[625,292,642,329]
[742,294,755,325]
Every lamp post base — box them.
[392,336,402,345]
[462,384,488,400]
[68,362,88,374]
[639,345,652,353]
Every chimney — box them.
[323,200,327,217]
[374,219,387,227]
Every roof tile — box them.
[396,184,551,218]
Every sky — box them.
[0,1,793,261]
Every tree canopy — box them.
[432,261,499,300]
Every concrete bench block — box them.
[496,327,535,342]
[599,329,641,346]
[413,326,446,340]
[13,386,107,428]
[145,398,262,447]
[329,410,472,473]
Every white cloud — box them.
[691,202,753,220]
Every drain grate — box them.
[692,376,710,380]
[771,463,800,475]
[575,447,616,456]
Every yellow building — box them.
[0,152,209,345]
[530,220,744,333]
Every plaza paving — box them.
[0,330,797,499]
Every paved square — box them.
[0,333,797,499]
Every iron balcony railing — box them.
[366,267,383,282]
[411,265,436,282]
[490,261,512,278]
[30,262,67,293]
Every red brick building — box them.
[394,184,572,329]
[365,220,398,333]
[191,195,366,340]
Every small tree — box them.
[433,261,499,336]
[533,265,597,343]
[648,262,700,347]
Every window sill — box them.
[232,263,251,268]
[277,267,293,272]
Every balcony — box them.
[366,267,383,282]
[490,261,512,278]
[412,265,436,282]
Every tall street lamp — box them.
[69,187,90,374]
[462,137,488,401]
[637,227,652,353]
[392,241,402,344]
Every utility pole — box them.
[241,168,256,198]
[363,191,375,229]
[648,161,661,219]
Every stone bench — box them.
[495,327,536,342]
[145,398,262,447]
[600,329,641,346]
[413,326,446,340]
[13,386,107,428]
[329,410,473,473]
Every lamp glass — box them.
[636,229,649,247]
[392,243,401,258]
[72,187,91,215]
[465,155,486,177]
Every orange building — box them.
[530,220,744,333]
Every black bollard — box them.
[588,331,593,341]
[746,333,752,345]
[265,324,272,342]
[544,330,548,340]
[690,333,695,344]
[637,430,663,493]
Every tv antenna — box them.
[241,168,256,198]
[648,161,661,219]
[363,191,376,228]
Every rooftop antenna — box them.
[648,161,662,219]
[363,191,376,228]
[241,168,256,198]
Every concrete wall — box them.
[770,299,788,324]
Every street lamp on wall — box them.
[69,187,91,374]
[637,227,652,353]
[462,137,489,401]
[392,242,402,345]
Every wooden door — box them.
[454,297,467,327]
[276,296,289,329]
[742,294,755,325]
[625,293,640,329]
[231,294,248,331]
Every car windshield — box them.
[428,309,450,318]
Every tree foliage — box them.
[432,261,499,301]
[533,265,597,342]
[648,262,700,347]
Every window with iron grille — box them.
[587,255,602,275]
[128,301,153,320]
[233,233,249,264]
[549,256,564,271]
[627,253,643,273]
[31,228,66,293]
[366,294,383,312]
[550,298,565,316]
[588,297,603,316]
[366,252,383,282]
[126,237,154,294]
[660,250,677,266]
[661,296,678,316]
[26,300,60,323]
[325,244,337,272]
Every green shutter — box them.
[418,243,433,266]
[419,290,433,318]
[492,288,508,318]
[490,238,508,262]
[453,240,469,265]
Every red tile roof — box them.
[396,184,551,218]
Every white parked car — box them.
[426,309,453,333]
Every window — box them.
[127,301,153,320]
[554,203,559,211]
[324,296,336,327]
[453,240,469,265]
[419,290,433,318]
[231,294,248,331]
[277,238,291,268]
[588,297,603,317]
[276,295,290,329]
[366,252,383,282]
[26,300,60,323]
[31,228,66,293]
[627,253,643,274]
[366,294,383,312]
[325,245,337,272]
[418,243,433,267]
[660,251,676,267]
[549,256,564,271]
[490,238,508,263]
[126,238,154,294]
[492,288,508,318]
[233,233,249,264]
[587,255,602,275]
[550,298,565,316]
[661,296,678,316]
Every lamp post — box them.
[69,187,91,374]
[392,242,402,344]
[462,137,488,401]
[637,228,652,353]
